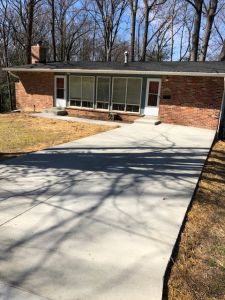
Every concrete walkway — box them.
[31,112,127,126]
[0,122,215,300]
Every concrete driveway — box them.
[0,122,215,300]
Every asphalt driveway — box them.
[0,122,215,300]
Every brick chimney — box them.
[31,42,48,64]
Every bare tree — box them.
[179,22,193,60]
[185,0,203,61]
[169,0,177,61]
[199,0,218,61]
[218,41,225,60]
[0,0,224,72]
[140,0,167,62]
[48,0,57,61]
[0,0,13,109]
[92,0,128,62]
[6,0,43,64]
[129,0,138,61]
[53,0,90,61]
[26,0,35,63]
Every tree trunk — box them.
[141,2,149,61]
[26,0,35,64]
[130,0,138,62]
[4,45,13,110]
[60,19,66,61]
[106,46,112,62]
[137,19,141,60]
[170,0,177,61]
[190,0,203,61]
[218,41,225,61]
[199,0,218,61]
[130,10,137,61]
[50,0,57,61]
[1,18,13,110]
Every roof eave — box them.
[3,67,225,77]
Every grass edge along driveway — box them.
[0,113,116,161]
[168,139,225,300]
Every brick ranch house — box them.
[4,44,225,130]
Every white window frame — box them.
[95,76,111,110]
[144,78,161,116]
[55,75,67,100]
[111,77,142,113]
[69,75,95,108]
[145,78,161,107]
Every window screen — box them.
[149,81,159,94]
[70,76,81,100]
[82,77,94,101]
[112,78,126,104]
[56,77,65,99]
[112,77,141,112]
[97,77,110,102]
[96,77,110,109]
[147,81,159,107]
[126,78,142,104]
[57,78,64,89]
[69,76,94,108]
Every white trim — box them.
[144,78,161,116]
[5,67,225,77]
[55,75,67,107]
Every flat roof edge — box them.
[3,67,225,77]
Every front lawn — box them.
[168,140,225,299]
[0,113,115,161]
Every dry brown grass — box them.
[168,140,225,300]
[0,113,115,161]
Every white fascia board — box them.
[3,67,225,77]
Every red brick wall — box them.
[66,107,140,123]
[15,72,54,111]
[159,76,224,129]
[15,71,224,129]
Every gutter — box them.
[2,67,225,78]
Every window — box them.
[70,76,81,106]
[82,77,95,108]
[112,77,142,112]
[56,77,66,99]
[112,78,126,111]
[69,75,142,113]
[126,78,142,112]
[96,77,110,109]
[69,76,94,108]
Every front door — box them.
[55,75,67,107]
[144,79,161,116]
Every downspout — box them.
[217,77,225,139]
[8,71,20,111]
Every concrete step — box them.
[134,116,161,125]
